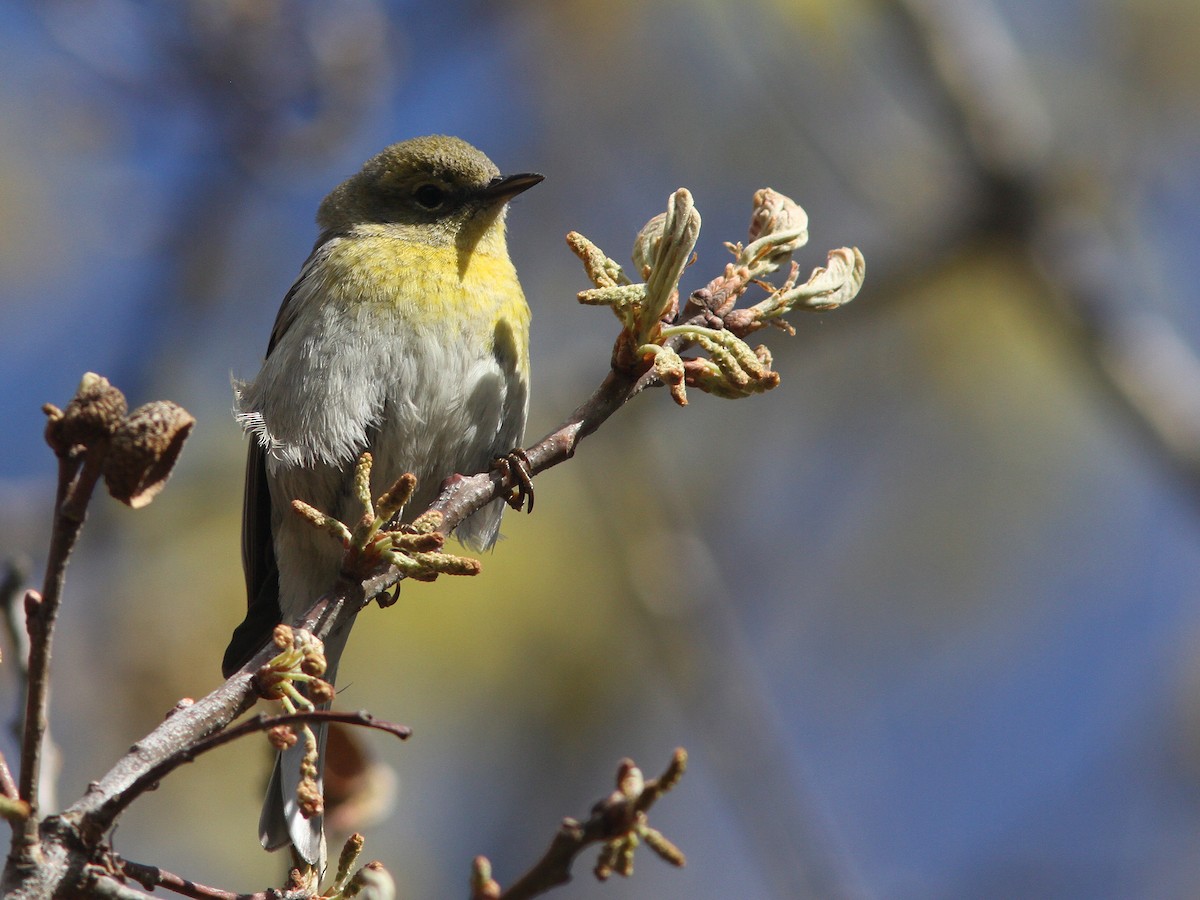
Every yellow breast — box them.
[320,232,531,371]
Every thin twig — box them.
[499,751,687,900]
[117,856,286,900]
[83,709,409,842]
[15,450,101,853]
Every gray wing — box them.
[221,235,338,677]
[454,315,530,551]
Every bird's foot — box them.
[493,449,535,513]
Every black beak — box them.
[482,172,544,201]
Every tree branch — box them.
[85,870,157,900]
[85,710,409,841]
[116,857,290,900]
[14,442,103,853]
[469,750,688,900]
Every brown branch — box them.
[83,709,409,844]
[84,870,156,900]
[117,857,286,900]
[8,378,131,869]
[495,750,688,900]
[14,447,102,853]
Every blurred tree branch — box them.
[886,0,1200,497]
[34,0,397,404]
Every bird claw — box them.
[493,449,535,513]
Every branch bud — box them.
[273,624,295,650]
[45,373,127,456]
[345,860,396,900]
[298,777,324,818]
[617,759,644,800]
[470,856,502,900]
[741,188,809,273]
[632,212,667,278]
[748,188,807,243]
[309,678,335,704]
[104,401,195,508]
[268,724,298,750]
[300,652,327,677]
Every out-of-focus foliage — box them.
[2,1,1200,897]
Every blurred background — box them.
[2,0,1200,897]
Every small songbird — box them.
[221,135,541,868]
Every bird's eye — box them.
[413,183,447,210]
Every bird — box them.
[221,135,541,869]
